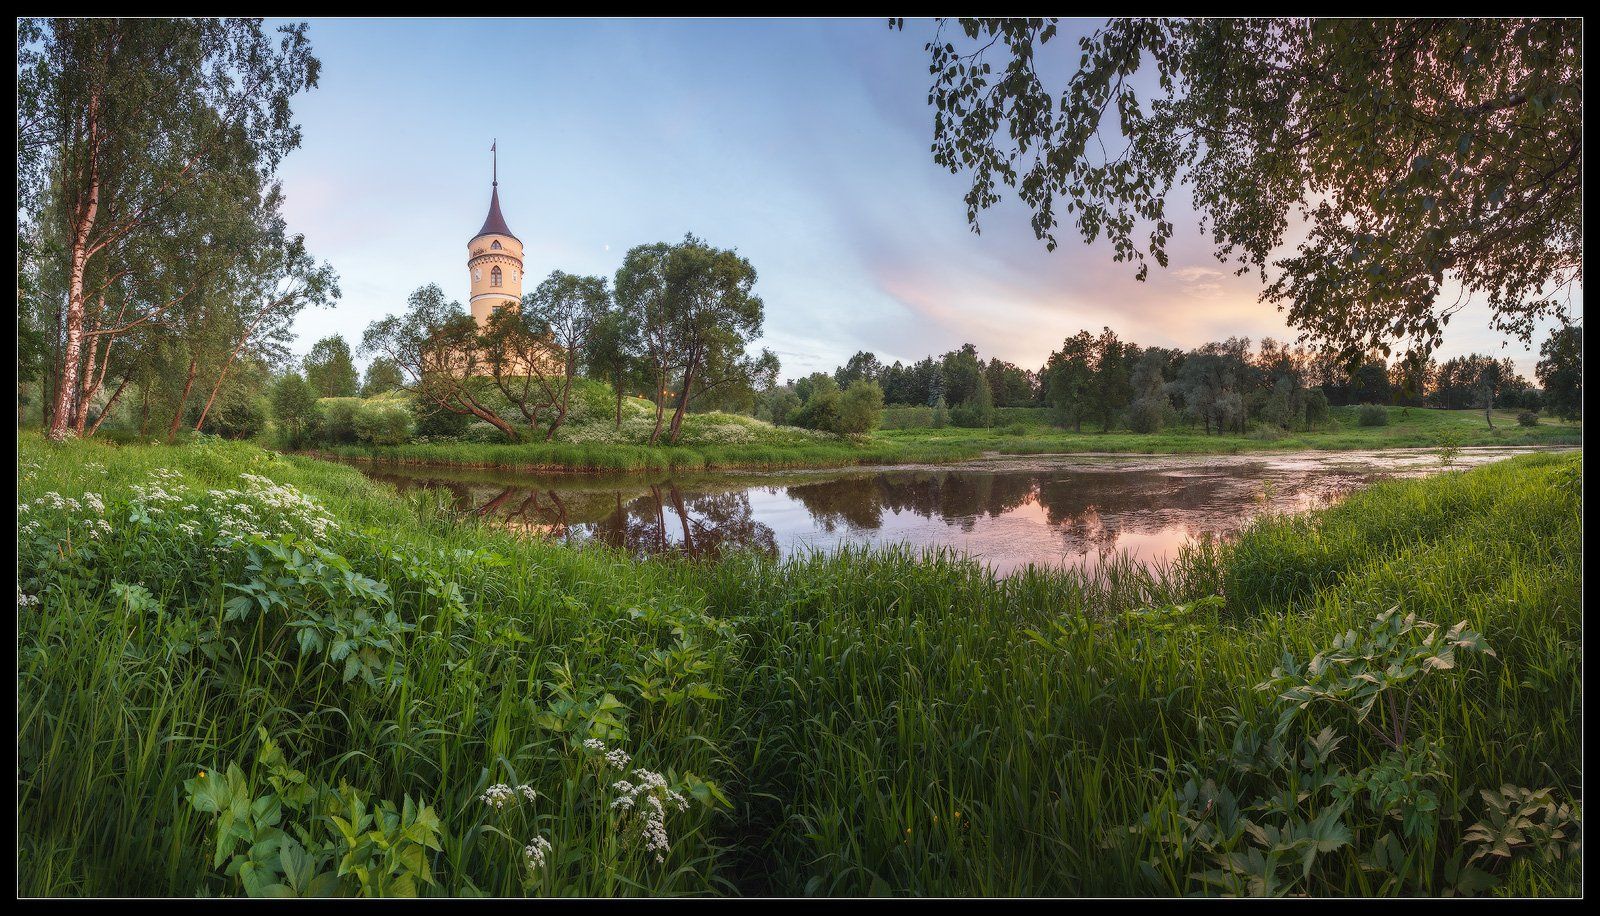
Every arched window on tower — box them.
[491,266,502,288]
[491,240,502,250]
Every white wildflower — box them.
[610,768,689,863]
[523,835,552,871]
[481,783,516,809]
[582,738,631,771]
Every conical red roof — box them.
[474,185,517,241]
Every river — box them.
[349,447,1560,574]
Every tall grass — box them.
[17,434,1581,896]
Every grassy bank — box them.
[314,436,983,474]
[883,405,1582,457]
[325,406,1579,473]
[18,434,1581,896]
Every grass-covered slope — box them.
[17,434,1581,896]
[881,406,1582,457]
[327,404,1578,474]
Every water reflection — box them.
[377,474,778,561]
[356,448,1553,573]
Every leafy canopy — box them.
[901,18,1581,361]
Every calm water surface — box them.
[352,448,1557,574]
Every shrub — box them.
[951,379,995,428]
[352,400,415,446]
[314,398,363,445]
[881,406,933,429]
[1249,423,1288,441]
[1126,396,1170,434]
[1303,388,1331,427]
[413,400,470,439]
[462,420,510,444]
[271,373,321,449]
[558,377,616,428]
[1213,391,1247,435]
[208,396,269,440]
[1357,403,1389,427]
[1517,410,1540,427]
[994,406,1051,426]
[835,380,885,436]
[931,396,949,429]
[760,388,803,427]
[791,378,842,433]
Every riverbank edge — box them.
[303,438,1581,476]
[298,439,986,474]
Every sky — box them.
[272,17,1577,380]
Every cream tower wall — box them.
[468,233,524,327]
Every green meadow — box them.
[321,406,1579,473]
[17,433,1580,896]
[881,405,1582,458]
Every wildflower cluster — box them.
[479,783,537,810]
[610,769,689,863]
[122,469,339,553]
[523,835,553,872]
[582,738,631,772]
[19,489,114,544]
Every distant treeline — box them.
[763,328,1579,433]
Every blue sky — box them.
[273,18,1576,379]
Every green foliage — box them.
[17,438,1582,896]
[1356,404,1389,427]
[906,18,1580,359]
[351,400,415,447]
[756,386,803,427]
[184,729,443,897]
[414,396,472,439]
[880,406,933,429]
[361,357,406,398]
[1516,410,1539,428]
[835,379,885,436]
[210,395,270,441]
[790,376,842,433]
[1260,607,1494,749]
[304,336,360,399]
[272,372,322,449]
[950,375,995,428]
[1535,324,1582,422]
[1126,396,1170,433]
[1303,388,1331,427]
[315,398,364,445]
[1463,786,1580,871]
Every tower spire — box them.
[491,139,497,187]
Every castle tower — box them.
[468,143,524,327]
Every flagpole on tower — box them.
[491,140,497,187]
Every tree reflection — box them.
[357,457,1380,571]
[784,470,1039,533]
[785,466,1264,557]
[372,474,780,562]
[589,484,776,560]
